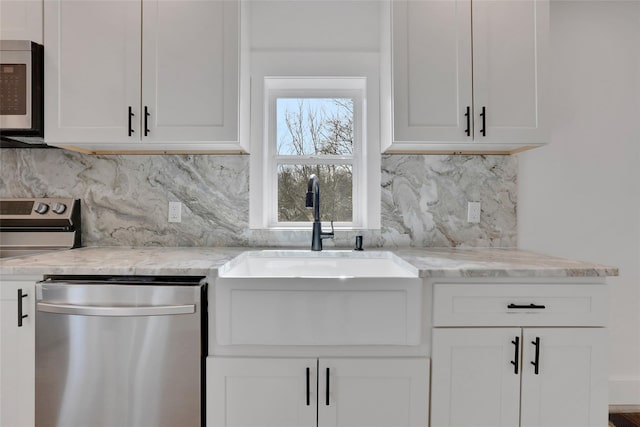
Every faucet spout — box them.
[305,174,334,251]
[306,174,321,222]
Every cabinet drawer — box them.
[433,283,607,327]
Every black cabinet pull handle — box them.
[479,106,486,137]
[508,303,546,310]
[325,367,330,406]
[306,367,310,406]
[128,106,135,136]
[17,289,28,327]
[144,106,150,136]
[464,106,471,136]
[510,336,520,374]
[531,337,540,375]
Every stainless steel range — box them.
[0,198,81,258]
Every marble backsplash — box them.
[0,149,517,248]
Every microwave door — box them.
[0,51,32,130]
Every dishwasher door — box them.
[35,278,203,427]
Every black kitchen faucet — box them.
[305,174,334,251]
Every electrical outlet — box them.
[467,201,481,224]
[168,202,182,223]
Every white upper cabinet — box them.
[141,0,239,144]
[44,0,141,144]
[0,0,43,43]
[385,0,549,154]
[391,0,473,144]
[45,0,247,153]
[472,0,549,145]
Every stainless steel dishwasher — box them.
[35,275,207,427]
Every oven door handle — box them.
[37,302,195,317]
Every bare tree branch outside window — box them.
[276,98,354,223]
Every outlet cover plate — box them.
[168,201,182,223]
[467,201,481,224]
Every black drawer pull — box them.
[17,289,28,327]
[128,106,135,136]
[144,106,150,136]
[306,367,310,406]
[508,303,546,310]
[325,367,330,406]
[510,336,520,375]
[479,106,486,137]
[464,106,471,136]
[531,337,540,375]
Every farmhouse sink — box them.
[214,250,422,346]
[217,250,419,278]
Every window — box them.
[275,96,357,226]
[251,77,380,230]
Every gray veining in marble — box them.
[0,149,516,248]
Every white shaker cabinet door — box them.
[142,0,239,144]
[391,0,473,145]
[44,0,141,143]
[520,328,608,427]
[207,357,317,427]
[0,280,36,427]
[472,0,549,144]
[431,328,521,427]
[318,358,429,427]
[0,0,43,43]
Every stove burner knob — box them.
[52,203,67,214]
[34,202,49,214]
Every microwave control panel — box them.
[0,64,27,115]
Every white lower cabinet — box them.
[208,357,316,427]
[0,277,37,427]
[431,281,608,427]
[519,328,607,427]
[207,357,429,427]
[431,328,522,427]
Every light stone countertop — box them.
[0,246,618,278]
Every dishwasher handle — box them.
[37,302,195,317]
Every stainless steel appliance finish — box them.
[0,40,44,138]
[0,198,81,258]
[36,276,205,427]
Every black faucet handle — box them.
[321,220,335,239]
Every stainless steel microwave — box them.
[0,40,44,138]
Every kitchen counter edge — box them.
[0,246,618,278]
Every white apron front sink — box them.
[217,250,419,278]
[214,251,422,346]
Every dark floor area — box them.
[610,413,640,427]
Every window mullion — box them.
[276,157,354,166]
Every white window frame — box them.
[263,77,369,230]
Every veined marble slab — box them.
[0,247,244,276]
[0,247,618,278]
[393,248,618,278]
[0,150,516,248]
